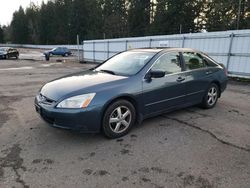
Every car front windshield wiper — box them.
[98,69,116,75]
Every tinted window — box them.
[183,52,205,70]
[152,52,182,74]
[202,54,218,67]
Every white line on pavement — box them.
[0,66,34,71]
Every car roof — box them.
[129,47,199,53]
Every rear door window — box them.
[182,52,205,70]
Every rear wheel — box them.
[201,83,219,109]
[102,100,136,138]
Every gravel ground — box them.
[0,58,250,188]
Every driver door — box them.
[142,51,186,116]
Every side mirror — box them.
[150,70,165,78]
[145,70,165,80]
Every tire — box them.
[65,53,69,57]
[102,100,136,139]
[201,83,219,109]
[5,55,8,59]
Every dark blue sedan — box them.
[44,47,72,57]
[35,48,228,138]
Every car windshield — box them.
[95,51,155,76]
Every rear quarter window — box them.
[201,54,218,67]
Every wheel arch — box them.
[211,80,221,97]
[100,94,140,131]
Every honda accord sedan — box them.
[35,48,228,138]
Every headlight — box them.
[57,93,96,109]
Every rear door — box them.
[143,51,187,116]
[181,51,213,105]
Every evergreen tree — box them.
[10,6,29,44]
[38,1,57,44]
[128,0,151,36]
[205,0,250,31]
[26,3,40,44]
[151,0,204,35]
[0,26,4,43]
[101,0,129,38]
[3,0,250,44]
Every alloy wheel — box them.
[109,106,131,133]
[207,87,217,106]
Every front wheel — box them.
[201,83,219,109]
[102,100,136,138]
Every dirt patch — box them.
[183,174,213,188]
[93,170,110,176]
[0,144,29,188]
[83,169,93,175]
[0,112,10,127]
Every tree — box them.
[128,0,151,36]
[204,0,250,31]
[151,0,204,35]
[69,0,103,42]
[101,0,129,38]
[26,3,40,44]
[10,6,29,44]
[0,26,4,43]
[5,0,250,44]
[38,1,57,44]
[2,26,11,43]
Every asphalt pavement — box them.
[0,58,250,188]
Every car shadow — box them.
[33,105,214,147]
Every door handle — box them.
[206,70,212,75]
[176,77,185,82]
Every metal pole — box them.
[149,39,152,48]
[93,41,95,63]
[107,41,109,59]
[77,34,80,62]
[182,36,185,48]
[179,24,182,34]
[237,0,242,30]
[226,33,234,71]
[82,41,84,62]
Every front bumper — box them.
[35,96,103,133]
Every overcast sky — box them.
[0,0,48,26]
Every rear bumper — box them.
[35,97,103,133]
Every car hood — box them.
[40,70,128,101]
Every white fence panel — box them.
[1,30,250,77]
[83,30,250,77]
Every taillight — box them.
[218,63,227,76]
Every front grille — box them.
[39,94,55,105]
